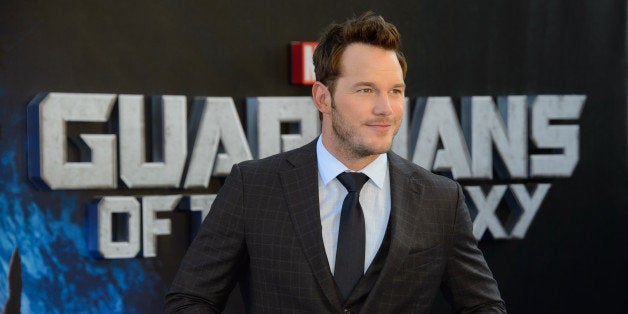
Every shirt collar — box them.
[316,135,388,189]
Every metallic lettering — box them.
[411,97,473,178]
[530,95,585,177]
[465,96,527,179]
[184,97,252,188]
[88,196,141,259]
[247,97,319,158]
[29,92,117,189]
[118,95,187,188]
[141,195,180,257]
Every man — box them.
[165,12,505,313]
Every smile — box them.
[366,124,392,131]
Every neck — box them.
[321,135,380,171]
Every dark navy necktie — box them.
[334,172,370,300]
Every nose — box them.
[373,93,393,116]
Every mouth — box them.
[366,122,392,132]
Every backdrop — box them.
[1,1,626,313]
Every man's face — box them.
[327,43,405,159]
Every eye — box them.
[390,88,404,95]
[357,88,375,94]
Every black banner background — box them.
[1,1,626,313]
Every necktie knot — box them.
[337,172,369,193]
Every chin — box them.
[364,142,393,155]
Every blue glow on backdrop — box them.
[0,137,164,313]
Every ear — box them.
[312,81,332,115]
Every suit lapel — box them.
[279,140,344,310]
[361,152,424,309]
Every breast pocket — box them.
[401,243,446,274]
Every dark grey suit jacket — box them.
[165,140,505,313]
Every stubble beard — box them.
[330,99,397,159]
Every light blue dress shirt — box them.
[316,136,391,274]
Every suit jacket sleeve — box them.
[164,164,248,313]
[441,183,507,313]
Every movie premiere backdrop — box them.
[1,1,626,313]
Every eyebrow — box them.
[352,82,406,89]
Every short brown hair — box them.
[313,12,407,93]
